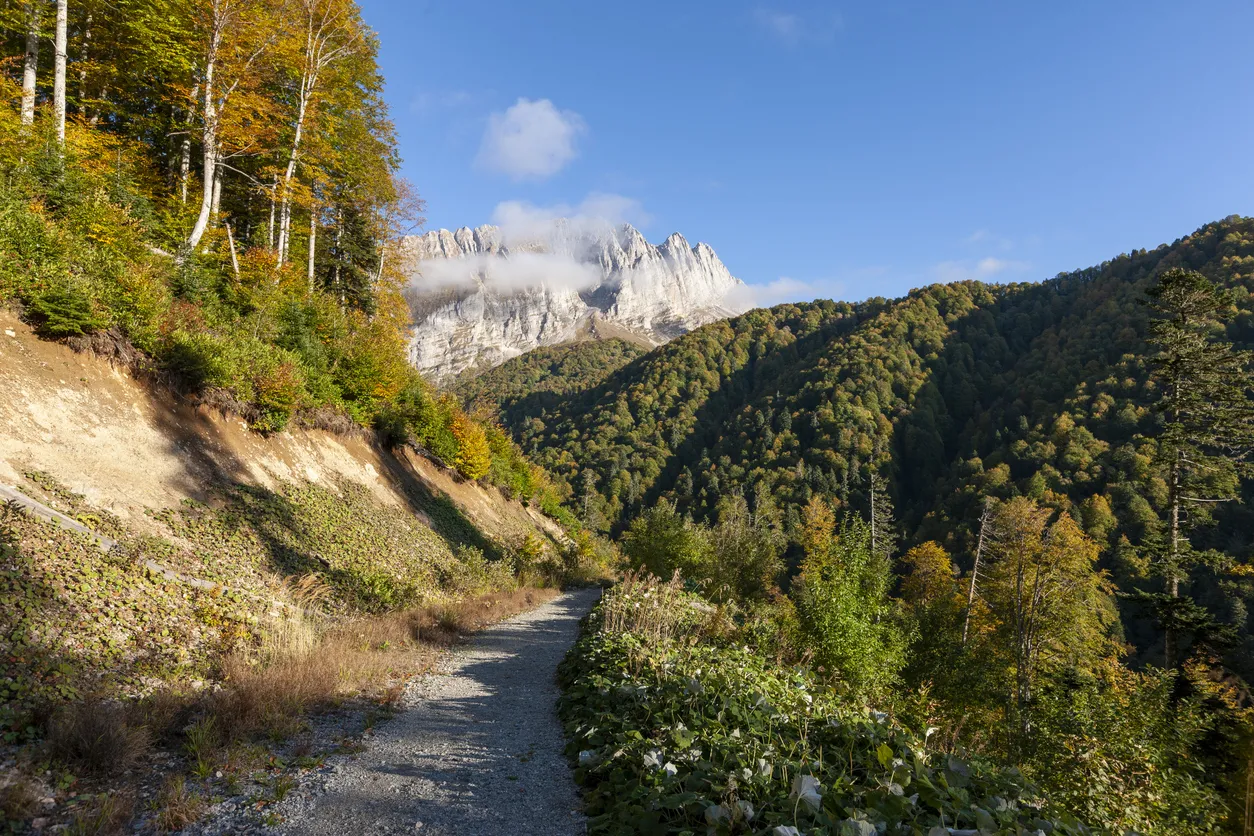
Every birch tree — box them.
[275,0,361,266]
[184,0,285,254]
[21,2,39,127]
[53,0,68,143]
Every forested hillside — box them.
[475,217,1254,829]
[0,0,559,501]
[457,337,647,427]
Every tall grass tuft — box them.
[599,569,699,643]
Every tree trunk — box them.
[53,0,68,144]
[276,91,309,265]
[268,179,277,249]
[307,210,317,290]
[869,481,877,557]
[210,156,222,219]
[179,83,200,205]
[21,3,39,128]
[962,498,993,646]
[333,210,343,306]
[184,15,223,254]
[225,224,240,278]
[78,10,91,121]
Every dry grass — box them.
[201,586,560,746]
[0,775,40,821]
[66,791,134,835]
[600,569,696,643]
[46,698,152,777]
[153,776,204,833]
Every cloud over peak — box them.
[491,193,651,244]
[476,98,586,181]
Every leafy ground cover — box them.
[0,465,576,832]
[558,575,1089,836]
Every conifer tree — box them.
[1143,268,1254,665]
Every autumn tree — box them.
[703,494,783,603]
[273,0,361,267]
[983,498,1117,747]
[450,411,491,481]
[184,0,286,253]
[900,541,968,692]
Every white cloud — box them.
[418,251,602,294]
[413,193,651,296]
[934,256,1029,283]
[753,7,842,45]
[476,98,586,181]
[491,193,651,244]
[728,276,838,309]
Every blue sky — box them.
[359,0,1254,305]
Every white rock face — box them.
[399,222,747,380]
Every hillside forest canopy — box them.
[466,218,1254,831]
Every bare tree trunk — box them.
[276,93,308,265]
[278,0,360,264]
[307,209,317,289]
[210,157,222,219]
[78,10,91,120]
[179,139,192,204]
[53,0,68,144]
[179,83,200,205]
[268,179,277,249]
[869,481,877,557]
[21,3,39,128]
[225,224,240,278]
[962,498,994,646]
[185,14,222,254]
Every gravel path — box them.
[271,588,599,836]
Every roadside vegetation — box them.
[561,574,1088,836]
[0,465,598,832]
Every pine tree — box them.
[1143,268,1254,666]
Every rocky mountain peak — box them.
[398,221,748,380]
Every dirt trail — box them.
[267,588,598,836]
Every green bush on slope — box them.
[558,579,1088,836]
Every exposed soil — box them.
[0,309,558,547]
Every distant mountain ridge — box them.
[398,222,747,380]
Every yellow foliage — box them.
[451,412,492,481]
[900,541,960,608]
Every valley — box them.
[1,1,1251,834]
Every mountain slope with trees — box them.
[478,218,1254,828]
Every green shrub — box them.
[559,597,1089,836]
[23,277,105,337]
[793,515,905,699]
[163,329,240,391]
[1027,666,1226,835]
